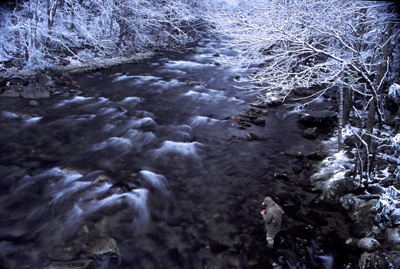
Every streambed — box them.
[0,39,357,268]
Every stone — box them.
[193,47,204,54]
[42,259,95,269]
[390,208,400,226]
[186,80,206,86]
[21,83,50,99]
[344,135,359,147]
[274,173,291,181]
[302,127,319,139]
[357,237,381,252]
[245,132,267,141]
[208,239,230,254]
[358,252,390,269]
[0,90,21,97]
[298,110,338,127]
[93,175,111,185]
[87,238,120,256]
[386,228,400,250]
[29,100,40,107]
[306,150,329,161]
[234,109,266,128]
[38,74,56,88]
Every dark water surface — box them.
[0,39,356,268]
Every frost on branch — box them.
[376,186,400,223]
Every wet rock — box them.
[367,185,385,195]
[341,194,379,238]
[87,237,121,256]
[38,74,56,88]
[208,239,230,254]
[21,83,50,99]
[233,108,267,128]
[379,177,399,188]
[0,88,22,97]
[186,80,206,86]
[29,100,40,107]
[358,251,390,269]
[344,135,359,148]
[274,173,291,181]
[93,175,111,185]
[319,177,360,206]
[386,228,400,250]
[390,208,400,226]
[42,259,95,269]
[245,132,267,141]
[298,110,338,127]
[189,47,204,54]
[302,127,319,139]
[357,237,381,252]
[306,150,329,161]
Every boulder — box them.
[358,251,391,269]
[298,110,338,127]
[357,237,381,252]
[21,83,50,99]
[302,127,319,139]
[319,177,360,206]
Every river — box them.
[0,39,358,268]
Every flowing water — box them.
[0,39,357,268]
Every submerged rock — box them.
[245,132,267,141]
[87,237,120,257]
[302,127,319,139]
[42,259,95,269]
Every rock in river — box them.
[21,83,50,99]
[298,110,338,127]
[302,127,319,139]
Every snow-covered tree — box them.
[0,0,212,70]
[211,0,400,181]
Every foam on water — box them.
[111,74,136,82]
[24,117,43,124]
[128,75,161,86]
[130,117,157,129]
[165,60,213,70]
[91,137,132,154]
[139,170,168,192]
[126,130,158,147]
[120,96,144,105]
[190,116,220,127]
[149,141,203,159]
[1,111,19,119]
[54,96,93,108]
